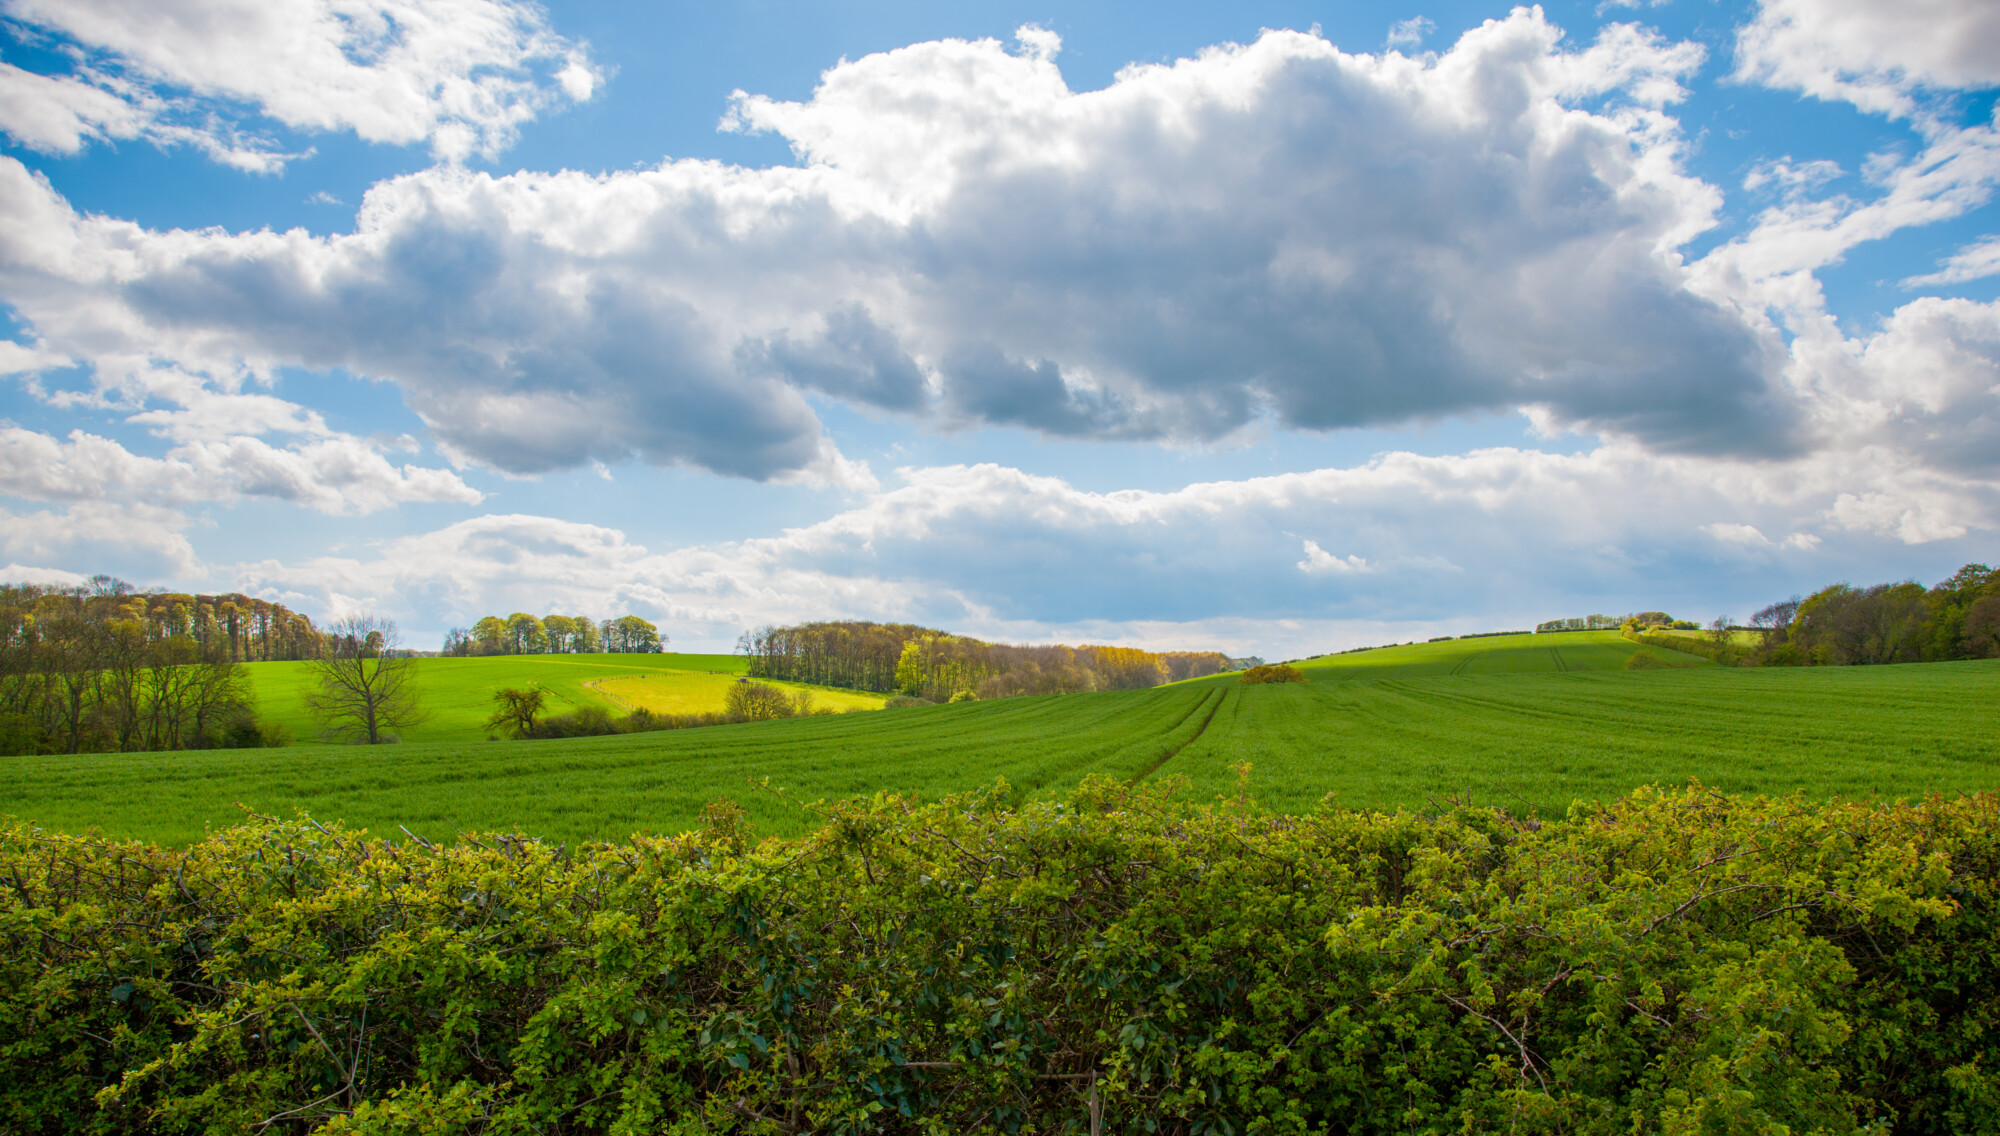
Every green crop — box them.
[6,646,1997,848]
[240,653,881,745]
[1,686,1227,846]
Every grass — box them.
[5,634,1995,847]
[4,686,1223,846]
[1256,631,1711,680]
[244,652,883,744]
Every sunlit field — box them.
[7,633,1994,847]
[241,652,881,744]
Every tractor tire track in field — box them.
[1130,688,1229,784]
[1547,647,1569,672]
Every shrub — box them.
[529,705,620,738]
[883,694,937,708]
[724,680,796,721]
[2,784,1997,1133]
[1237,662,1306,684]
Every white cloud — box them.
[1386,17,1434,49]
[1701,521,1823,552]
[0,425,482,514]
[1742,156,1843,196]
[0,0,602,166]
[1734,0,2000,119]
[1903,235,2000,287]
[0,11,1799,481]
[0,60,150,154]
[227,436,1998,652]
[0,562,89,587]
[1297,540,1371,574]
[0,500,201,578]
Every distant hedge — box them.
[1236,663,1306,684]
[4,782,1998,1134]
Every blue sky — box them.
[2,0,1997,657]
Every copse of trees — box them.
[1746,562,2000,666]
[486,679,836,741]
[739,621,1245,702]
[0,576,306,755]
[442,612,663,656]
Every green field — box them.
[1257,631,1712,679]
[243,652,883,744]
[5,633,1996,846]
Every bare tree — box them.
[305,616,429,744]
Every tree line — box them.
[1542,563,2000,668]
[0,576,313,755]
[442,612,664,656]
[1739,561,2000,665]
[738,621,1251,702]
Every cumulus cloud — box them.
[1734,0,2000,118]
[0,11,1819,483]
[1298,541,1371,574]
[0,425,482,514]
[229,432,1998,654]
[0,0,601,167]
[0,500,201,578]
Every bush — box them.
[1625,629,1749,666]
[529,705,620,738]
[1237,662,1306,684]
[2,784,1997,1134]
[883,694,937,708]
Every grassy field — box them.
[1258,631,1712,680]
[244,652,883,744]
[5,634,1996,846]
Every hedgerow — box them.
[3,781,1997,1134]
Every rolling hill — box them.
[4,632,1995,846]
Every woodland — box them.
[740,621,1257,703]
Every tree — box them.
[1707,616,1734,647]
[505,613,547,655]
[304,616,429,744]
[542,614,578,653]
[1750,597,1801,645]
[470,616,509,656]
[1963,595,2000,658]
[725,681,795,721]
[604,615,663,653]
[486,685,547,738]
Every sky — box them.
[1,0,1997,658]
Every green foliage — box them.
[1739,563,2000,667]
[1236,663,1305,684]
[237,653,854,746]
[747,621,1231,701]
[484,685,548,739]
[448,613,659,657]
[3,784,1997,1133]
[1625,628,1750,666]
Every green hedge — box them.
[1626,629,1749,666]
[4,781,1998,1134]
